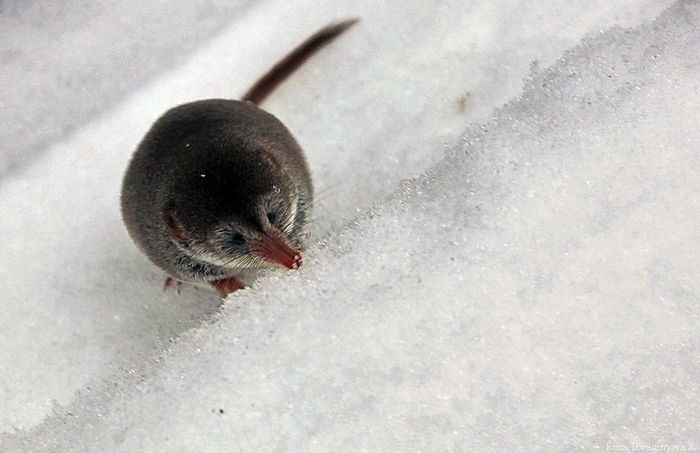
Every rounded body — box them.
[121,99,313,283]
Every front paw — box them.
[211,277,246,298]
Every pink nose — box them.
[290,253,302,270]
[251,233,302,270]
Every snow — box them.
[1,0,698,451]
[0,0,252,175]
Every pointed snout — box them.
[251,231,302,270]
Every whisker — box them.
[311,191,338,207]
[315,181,342,198]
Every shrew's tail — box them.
[242,18,358,106]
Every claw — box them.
[163,277,183,293]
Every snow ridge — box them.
[2,0,698,451]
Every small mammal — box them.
[121,20,356,297]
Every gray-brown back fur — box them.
[120,99,312,282]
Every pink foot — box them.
[163,277,183,294]
[211,277,246,298]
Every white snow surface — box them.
[0,0,252,175]
[1,0,698,451]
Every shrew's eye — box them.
[267,211,277,225]
[218,228,246,253]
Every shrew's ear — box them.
[259,150,283,172]
[164,210,188,243]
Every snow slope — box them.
[1,0,697,451]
